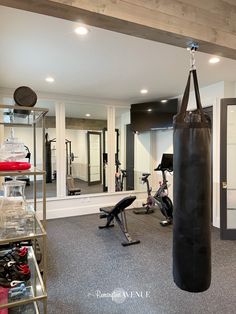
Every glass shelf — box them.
[0,167,45,177]
[0,213,46,245]
[9,301,39,314]
[0,246,47,310]
[0,104,48,126]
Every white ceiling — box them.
[0,5,236,112]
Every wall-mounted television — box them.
[130,98,178,132]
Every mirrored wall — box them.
[0,98,174,200]
[115,105,174,196]
[115,107,154,193]
[65,103,107,195]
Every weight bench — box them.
[99,196,140,246]
[66,176,81,196]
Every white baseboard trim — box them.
[35,192,147,220]
[35,193,221,229]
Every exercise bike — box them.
[115,160,127,192]
[133,154,173,226]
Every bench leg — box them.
[98,215,114,229]
[99,224,114,229]
[115,212,140,246]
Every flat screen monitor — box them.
[161,154,173,171]
[131,99,178,132]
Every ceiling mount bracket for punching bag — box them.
[186,41,199,71]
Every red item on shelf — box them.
[0,162,31,171]
[0,287,8,314]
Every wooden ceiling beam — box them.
[0,0,236,59]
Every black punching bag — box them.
[173,69,211,292]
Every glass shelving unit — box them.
[0,104,48,313]
[9,302,39,314]
[0,168,45,176]
[0,104,48,126]
[0,206,46,245]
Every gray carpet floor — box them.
[46,210,236,314]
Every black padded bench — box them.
[66,176,81,196]
[99,195,140,246]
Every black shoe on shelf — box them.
[0,261,31,288]
[0,247,28,264]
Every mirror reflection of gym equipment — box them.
[45,133,81,196]
[45,134,74,182]
[43,130,105,196]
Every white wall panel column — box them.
[56,103,66,197]
[107,106,116,193]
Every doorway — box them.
[220,98,236,239]
[102,128,119,192]
[87,131,101,185]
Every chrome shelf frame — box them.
[0,104,48,313]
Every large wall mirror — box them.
[64,103,107,196]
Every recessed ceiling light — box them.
[147,108,152,112]
[45,77,55,83]
[209,57,220,64]
[140,89,148,94]
[85,113,91,117]
[161,99,167,103]
[74,26,89,35]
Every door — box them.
[220,98,236,239]
[87,132,101,185]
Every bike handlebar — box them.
[154,163,173,173]
[141,173,151,181]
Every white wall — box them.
[153,130,174,200]
[134,132,151,191]
[224,81,236,98]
